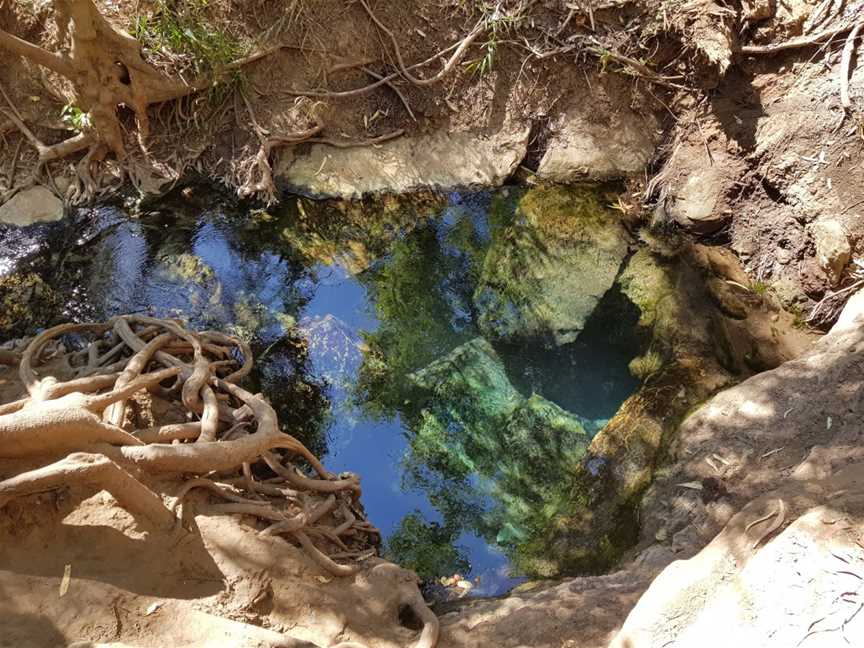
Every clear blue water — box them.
[0,187,641,597]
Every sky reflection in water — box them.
[0,187,640,597]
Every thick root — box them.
[0,316,379,585]
[0,452,174,528]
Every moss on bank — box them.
[0,272,58,340]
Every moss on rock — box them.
[0,272,58,339]
[474,184,630,346]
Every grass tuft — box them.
[629,350,664,381]
[463,2,522,77]
[131,1,249,77]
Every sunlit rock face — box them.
[474,185,630,346]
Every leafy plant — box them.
[463,2,521,77]
[595,47,613,74]
[131,1,248,76]
[60,103,91,132]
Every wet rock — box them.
[537,105,659,181]
[474,185,629,346]
[0,186,64,226]
[706,278,748,319]
[807,219,850,285]
[275,128,529,199]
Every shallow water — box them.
[0,186,642,597]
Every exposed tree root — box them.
[840,21,863,109]
[0,0,515,204]
[0,316,393,593]
[0,451,174,528]
[740,20,859,55]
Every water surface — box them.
[0,186,642,596]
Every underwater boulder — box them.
[499,394,591,492]
[410,339,596,574]
[501,393,590,482]
[410,337,523,422]
[474,185,629,346]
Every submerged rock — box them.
[410,337,523,423]
[501,393,590,486]
[161,253,216,284]
[474,185,629,346]
[409,338,591,571]
[0,272,57,339]
[0,186,64,226]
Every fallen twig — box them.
[742,22,858,55]
[840,22,864,109]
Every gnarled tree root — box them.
[0,451,174,528]
[0,315,437,646]
[0,316,382,587]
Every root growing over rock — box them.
[0,316,445,646]
[0,316,439,626]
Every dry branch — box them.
[840,22,864,109]
[741,22,858,55]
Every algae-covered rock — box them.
[501,393,590,486]
[0,272,57,338]
[273,193,445,274]
[161,253,216,284]
[409,338,592,574]
[474,185,629,346]
[616,248,680,335]
[410,337,522,423]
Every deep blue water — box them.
[0,188,641,596]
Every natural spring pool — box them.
[0,184,644,597]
